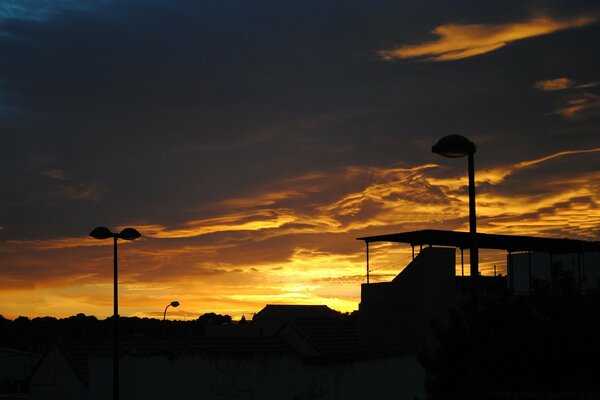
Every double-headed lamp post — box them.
[164,300,180,320]
[90,226,141,400]
[432,135,479,307]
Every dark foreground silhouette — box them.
[420,273,600,399]
[0,312,233,354]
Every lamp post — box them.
[90,226,141,400]
[163,300,180,320]
[432,135,479,307]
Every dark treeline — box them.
[0,312,232,354]
[421,271,600,399]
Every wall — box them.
[359,247,457,350]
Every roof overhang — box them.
[357,229,600,254]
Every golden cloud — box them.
[136,210,299,239]
[0,236,119,251]
[575,82,600,89]
[219,190,306,209]
[378,15,596,61]
[534,77,575,91]
[556,93,600,120]
[2,147,599,319]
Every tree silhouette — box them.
[420,275,600,399]
[0,312,233,353]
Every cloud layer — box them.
[1,1,599,320]
[2,148,598,318]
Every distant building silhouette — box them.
[252,304,341,335]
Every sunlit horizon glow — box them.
[1,148,598,320]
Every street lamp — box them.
[432,135,479,307]
[90,226,141,400]
[163,300,180,320]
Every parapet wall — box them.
[359,247,457,350]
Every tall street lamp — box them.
[163,300,180,320]
[90,226,141,400]
[432,135,479,307]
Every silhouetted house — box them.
[205,304,343,338]
[252,304,341,335]
[0,347,41,397]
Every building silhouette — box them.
[24,229,600,399]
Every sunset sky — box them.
[1,0,599,320]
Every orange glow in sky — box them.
[1,2,599,321]
[1,149,598,320]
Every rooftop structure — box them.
[358,229,600,293]
[357,229,600,254]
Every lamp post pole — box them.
[163,301,180,321]
[467,151,479,307]
[113,235,119,400]
[90,227,141,400]
[432,135,478,308]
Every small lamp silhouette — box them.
[164,300,180,320]
[432,135,479,306]
[90,226,141,400]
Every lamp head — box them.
[432,135,476,158]
[90,227,114,240]
[118,228,141,241]
[171,301,180,308]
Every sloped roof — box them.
[254,304,340,320]
[357,229,600,254]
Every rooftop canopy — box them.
[357,229,600,254]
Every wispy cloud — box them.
[39,169,109,202]
[534,77,576,91]
[43,169,68,180]
[136,210,300,239]
[556,93,600,120]
[378,15,596,61]
[533,77,600,119]
[59,182,108,202]
[470,148,600,185]
[219,190,306,209]
[0,0,101,24]
[515,148,600,168]
[534,77,599,91]
[575,82,600,89]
